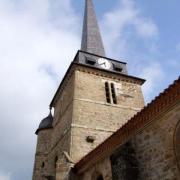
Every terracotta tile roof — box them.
[73,76,180,174]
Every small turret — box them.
[35,110,53,135]
[33,109,54,180]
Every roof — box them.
[35,111,53,135]
[81,0,105,56]
[73,76,180,174]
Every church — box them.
[32,0,180,179]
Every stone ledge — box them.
[74,98,142,111]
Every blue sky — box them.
[0,0,179,180]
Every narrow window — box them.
[55,156,58,168]
[113,63,123,72]
[111,83,117,104]
[86,57,96,65]
[105,82,111,103]
[41,162,45,168]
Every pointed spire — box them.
[81,0,106,56]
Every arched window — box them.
[174,120,180,171]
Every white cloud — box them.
[100,0,160,102]
[167,58,180,69]
[133,18,158,38]
[0,0,80,179]
[139,63,165,102]
[0,171,11,180]
[101,0,158,57]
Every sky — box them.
[0,0,179,179]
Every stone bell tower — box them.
[33,0,145,179]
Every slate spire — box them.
[81,0,106,56]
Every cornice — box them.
[50,61,145,107]
[50,63,75,107]
[78,50,127,65]
[74,62,145,85]
[74,97,141,111]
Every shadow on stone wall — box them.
[110,142,139,180]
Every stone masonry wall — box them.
[111,142,139,180]
[34,64,145,179]
[47,72,75,178]
[53,72,75,126]
[81,157,112,180]
[51,103,73,150]
[70,69,144,162]
[175,120,180,172]
[33,72,75,180]
[33,129,53,180]
[50,72,75,153]
[75,93,180,180]
[47,131,72,177]
[131,104,180,180]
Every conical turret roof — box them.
[35,110,53,135]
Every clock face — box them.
[98,58,111,69]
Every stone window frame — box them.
[105,81,117,104]
[110,83,117,104]
[174,120,180,172]
[105,82,111,103]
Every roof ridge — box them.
[140,76,180,113]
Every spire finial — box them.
[81,0,106,56]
